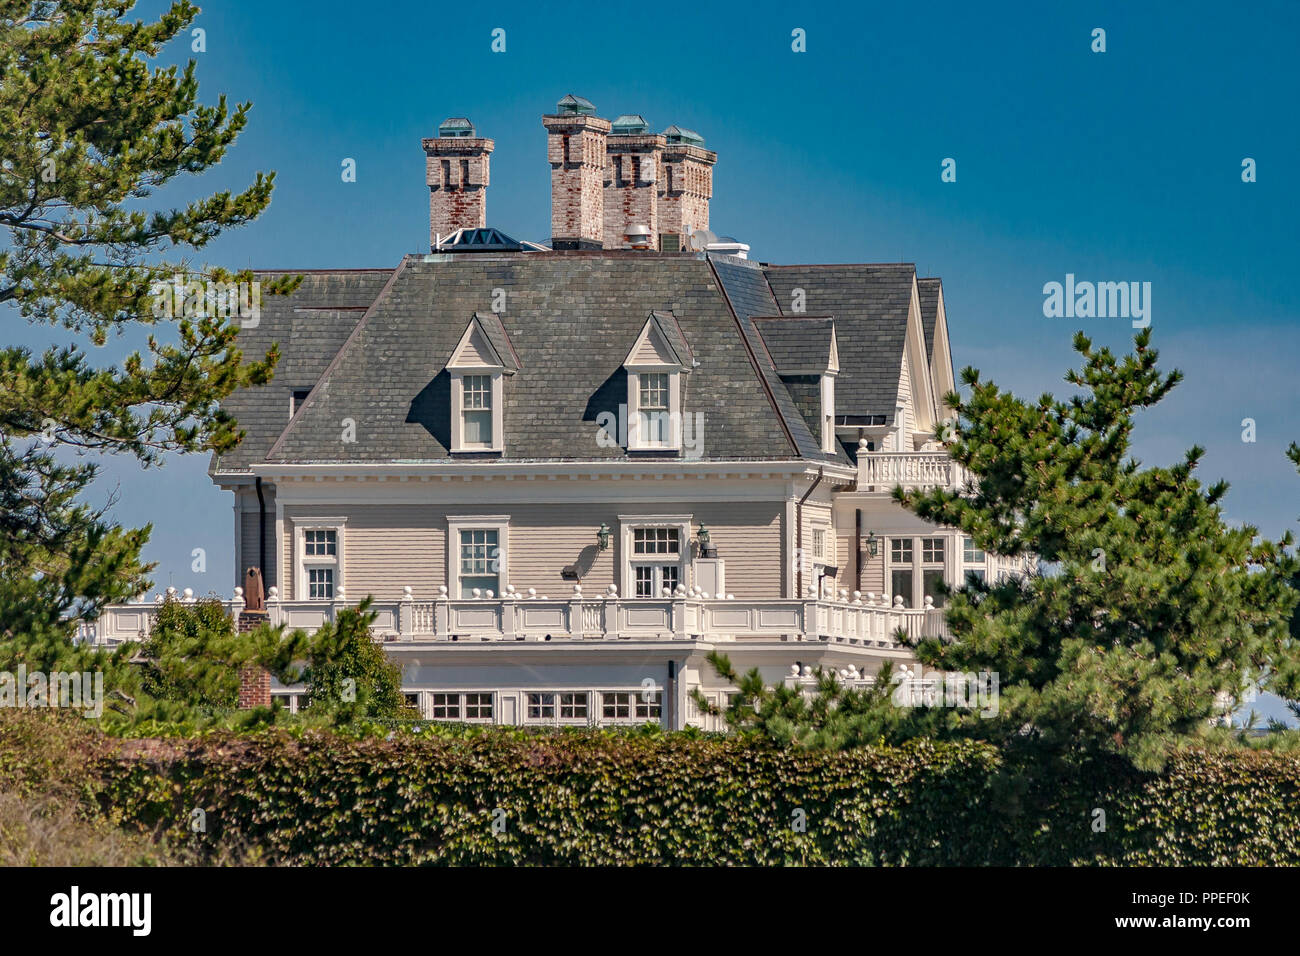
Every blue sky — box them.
[7,1,1300,717]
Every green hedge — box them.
[5,714,1300,865]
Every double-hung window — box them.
[637,373,671,446]
[632,527,680,597]
[446,516,509,599]
[458,529,499,597]
[461,374,493,446]
[962,536,987,585]
[298,522,344,601]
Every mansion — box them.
[87,96,1031,730]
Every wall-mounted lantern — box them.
[864,530,879,557]
[596,522,611,552]
[697,525,713,557]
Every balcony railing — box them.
[856,451,971,493]
[78,584,948,647]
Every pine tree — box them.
[0,1,295,633]
[897,330,1300,769]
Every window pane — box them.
[560,692,588,719]
[639,373,668,410]
[306,529,337,556]
[634,565,654,597]
[527,693,555,719]
[889,569,913,607]
[431,693,460,719]
[308,567,334,599]
[923,569,946,608]
[633,528,678,555]
[922,537,945,563]
[462,375,491,409]
[963,536,985,564]
[465,693,493,719]
[660,565,679,595]
[635,692,662,719]
[602,692,631,719]
[890,537,912,563]
[463,408,492,445]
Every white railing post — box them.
[435,584,449,636]
[399,586,414,639]
[266,586,281,627]
[501,587,517,639]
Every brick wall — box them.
[422,136,494,247]
[542,113,610,248]
[603,134,664,248]
[236,610,271,709]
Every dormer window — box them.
[638,372,671,445]
[461,374,494,446]
[624,312,692,453]
[444,313,521,455]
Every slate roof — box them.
[259,254,843,465]
[917,277,942,362]
[212,254,934,473]
[762,263,917,426]
[751,316,836,374]
[708,257,831,461]
[211,269,394,473]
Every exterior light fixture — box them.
[596,522,611,551]
[864,531,879,557]
[697,525,713,557]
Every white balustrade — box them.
[81,586,948,646]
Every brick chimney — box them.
[658,126,716,253]
[423,117,493,250]
[543,95,610,250]
[603,115,665,250]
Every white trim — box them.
[626,369,682,452]
[293,517,347,602]
[237,460,857,482]
[619,514,693,597]
[450,369,504,453]
[447,514,510,598]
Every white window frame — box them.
[884,534,956,608]
[962,535,989,585]
[294,518,346,602]
[619,515,692,598]
[450,368,504,453]
[424,691,495,723]
[626,367,682,452]
[599,689,663,725]
[447,515,510,598]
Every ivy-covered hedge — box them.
[5,714,1300,865]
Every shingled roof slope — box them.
[211,269,393,474]
[709,257,841,462]
[751,316,836,374]
[762,263,916,425]
[916,277,942,362]
[268,254,831,464]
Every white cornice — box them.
[236,460,856,483]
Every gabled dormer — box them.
[444,312,520,454]
[752,316,839,454]
[623,311,693,452]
